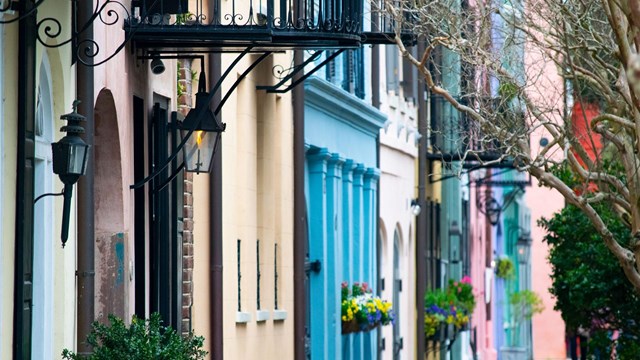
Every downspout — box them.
[415,38,427,360]
[371,34,381,360]
[76,0,95,355]
[292,49,307,360]
[13,0,37,357]
[372,47,380,109]
[209,52,224,359]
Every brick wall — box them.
[178,59,194,336]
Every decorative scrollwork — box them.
[31,0,135,66]
[36,16,63,44]
[272,16,284,29]
[322,19,335,32]
[222,13,245,26]
[271,62,296,80]
[77,38,100,60]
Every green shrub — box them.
[495,257,515,279]
[62,313,207,360]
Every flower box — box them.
[341,319,379,334]
[341,282,393,335]
[424,276,475,341]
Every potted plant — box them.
[62,313,207,359]
[495,256,515,279]
[341,282,394,334]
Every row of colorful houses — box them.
[0,0,567,359]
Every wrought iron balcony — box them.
[125,0,406,52]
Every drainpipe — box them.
[76,0,95,355]
[371,33,381,360]
[208,50,224,359]
[415,38,427,360]
[13,0,36,357]
[372,46,380,109]
[292,49,307,360]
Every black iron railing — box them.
[125,0,400,50]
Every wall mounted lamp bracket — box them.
[476,186,524,226]
[51,100,90,247]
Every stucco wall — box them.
[378,137,417,360]
[377,58,419,358]
[0,2,78,357]
[191,52,295,359]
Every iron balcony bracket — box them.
[130,48,257,189]
[257,49,345,93]
[256,50,324,92]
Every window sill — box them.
[272,309,288,321]
[235,311,251,324]
[256,310,271,322]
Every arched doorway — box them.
[94,89,126,320]
[32,54,55,358]
[392,227,403,359]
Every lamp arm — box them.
[34,189,64,204]
[129,50,252,190]
[151,162,186,194]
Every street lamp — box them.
[180,71,226,174]
[476,187,524,226]
[51,100,89,247]
[485,197,501,226]
[516,233,532,264]
[410,198,421,216]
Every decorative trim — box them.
[304,77,386,136]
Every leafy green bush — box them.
[62,313,207,360]
[495,257,515,279]
[539,162,640,356]
[509,290,544,323]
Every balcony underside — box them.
[127,26,404,53]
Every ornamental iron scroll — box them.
[1,0,140,66]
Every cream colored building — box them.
[378,45,420,360]
[190,53,296,358]
[1,2,78,358]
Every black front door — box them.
[148,101,183,329]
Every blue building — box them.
[304,54,386,358]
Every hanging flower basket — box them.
[341,282,394,335]
[495,257,515,279]
[341,319,379,334]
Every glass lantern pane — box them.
[68,144,87,175]
[183,130,215,173]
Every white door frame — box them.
[32,54,55,359]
